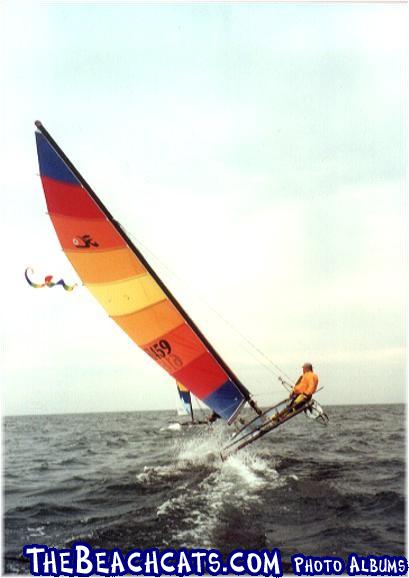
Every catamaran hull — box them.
[221,398,328,459]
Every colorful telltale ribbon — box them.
[25,267,77,291]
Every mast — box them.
[34,121,261,415]
[189,396,195,424]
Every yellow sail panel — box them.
[112,300,183,346]
[87,274,166,316]
[65,247,146,284]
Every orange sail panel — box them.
[35,127,247,422]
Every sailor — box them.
[289,362,319,407]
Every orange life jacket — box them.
[293,371,319,397]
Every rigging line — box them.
[193,396,207,420]
[121,225,295,385]
[255,389,290,396]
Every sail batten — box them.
[35,121,250,422]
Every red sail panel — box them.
[142,323,205,374]
[42,176,104,219]
[173,353,228,398]
[35,127,247,421]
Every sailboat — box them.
[33,121,328,458]
[173,382,209,427]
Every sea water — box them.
[3,404,405,574]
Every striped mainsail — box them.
[35,122,251,422]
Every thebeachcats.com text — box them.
[22,544,408,576]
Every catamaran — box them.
[173,382,209,427]
[33,121,328,459]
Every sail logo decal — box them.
[144,339,183,372]
[73,235,99,249]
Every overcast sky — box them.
[1,2,406,416]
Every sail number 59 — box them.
[144,339,183,372]
[145,339,172,360]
